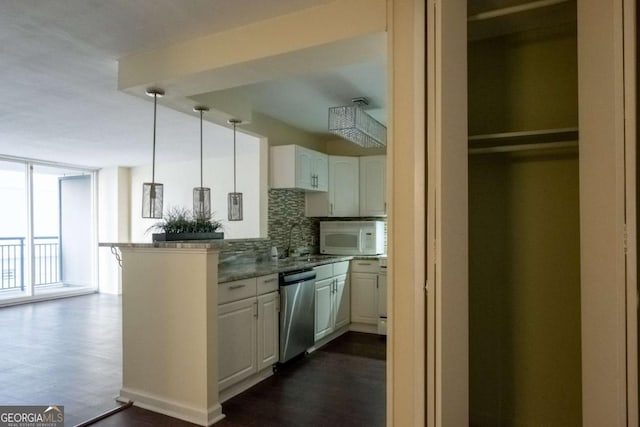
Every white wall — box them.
[130,131,262,242]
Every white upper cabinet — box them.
[306,156,359,217]
[359,155,387,216]
[313,152,329,191]
[270,145,328,191]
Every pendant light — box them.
[141,88,164,218]
[193,106,211,221]
[227,119,243,221]
[328,97,387,148]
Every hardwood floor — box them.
[217,332,386,427]
[0,293,123,427]
[97,332,386,427]
[0,293,386,427]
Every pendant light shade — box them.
[193,106,211,220]
[142,88,165,218]
[228,192,243,221]
[227,119,243,221]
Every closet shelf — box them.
[468,0,576,40]
[468,127,579,154]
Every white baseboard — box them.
[119,387,225,426]
[308,325,350,352]
[349,322,378,334]
[219,367,273,403]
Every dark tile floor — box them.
[0,293,386,427]
[0,293,123,426]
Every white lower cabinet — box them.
[334,274,350,329]
[218,298,258,390]
[314,278,334,341]
[257,291,279,371]
[350,271,379,325]
[314,262,350,342]
[218,274,279,392]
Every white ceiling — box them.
[0,0,386,168]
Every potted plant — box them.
[148,206,224,242]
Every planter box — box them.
[152,232,224,242]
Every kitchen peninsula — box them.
[103,241,225,426]
[102,239,379,426]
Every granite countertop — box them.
[218,255,382,283]
[99,241,225,250]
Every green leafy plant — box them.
[147,206,223,234]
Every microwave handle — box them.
[358,230,364,253]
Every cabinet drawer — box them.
[313,264,334,281]
[219,278,257,304]
[332,261,349,276]
[350,259,379,273]
[257,274,279,295]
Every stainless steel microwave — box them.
[319,221,385,255]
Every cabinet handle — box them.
[253,301,258,318]
[229,284,246,290]
[330,203,333,215]
[262,278,277,283]
[384,202,387,213]
[357,262,372,266]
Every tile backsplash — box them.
[268,189,319,255]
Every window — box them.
[0,158,97,303]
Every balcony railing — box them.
[0,236,60,291]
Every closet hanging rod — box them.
[467,0,571,22]
[468,127,579,154]
[469,140,578,155]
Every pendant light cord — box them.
[233,121,237,193]
[200,110,204,188]
[151,93,157,185]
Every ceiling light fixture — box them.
[227,119,243,221]
[193,106,211,221]
[328,97,387,148]
[141,88,165,218]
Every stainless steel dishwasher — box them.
[279,268,316,363]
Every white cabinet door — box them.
[270,145,328,191]
[351,272,379,325]
[307,156,359,217]
[314,278,334,341]
[218,298,258,390]
[295,146,314,190]
[314,152,329,191]
[359,155,387,216]
[330,156,359,216]
[257,291,279,371]
[377,274,387,317]
[334,274,350,330]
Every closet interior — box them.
[468,1,581,426]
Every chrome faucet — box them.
[286,223,302,258]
